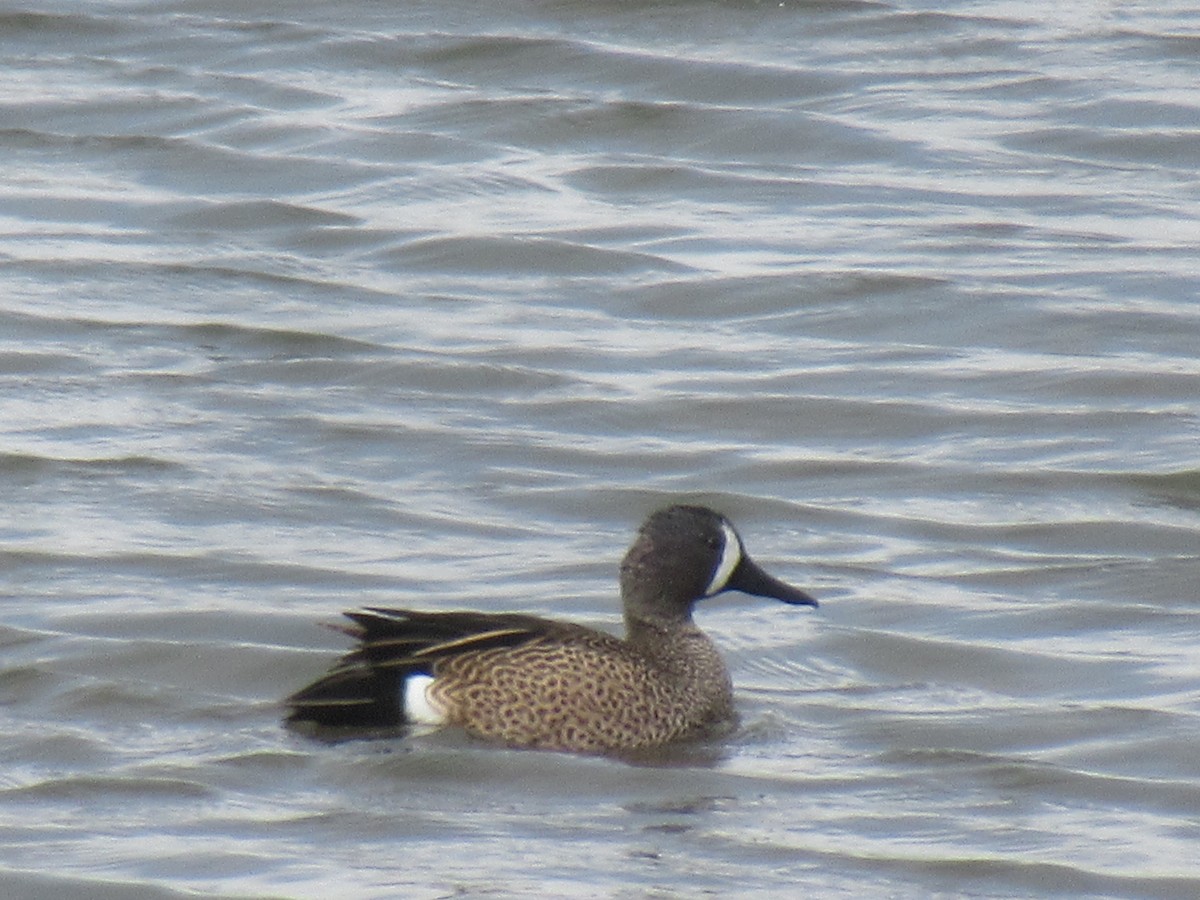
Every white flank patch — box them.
[402,674,446,725]
[704,521,743,596]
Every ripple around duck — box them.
[373,233,689,277]
[0,451,180,478]
[165,200,362,231]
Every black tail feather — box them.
[286,660,419,728]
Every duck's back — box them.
[432,622,733,751]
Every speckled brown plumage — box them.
[432,619,732,751]
[286,505,817,754]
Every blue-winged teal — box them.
[286,505,817,753]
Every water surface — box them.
[2,0,1199,897]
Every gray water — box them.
[2,0,1199,897]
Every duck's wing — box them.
[285,608,578,729]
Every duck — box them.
[286,504,817,753]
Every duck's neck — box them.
[624,610,696,646]
[624,613,728,679]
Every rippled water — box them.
[2,0,1199,897]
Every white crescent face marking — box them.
[403,673,446,725]
[704,521,743,597]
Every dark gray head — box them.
[619,505,817,626]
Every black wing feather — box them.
[285,608,554,729]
